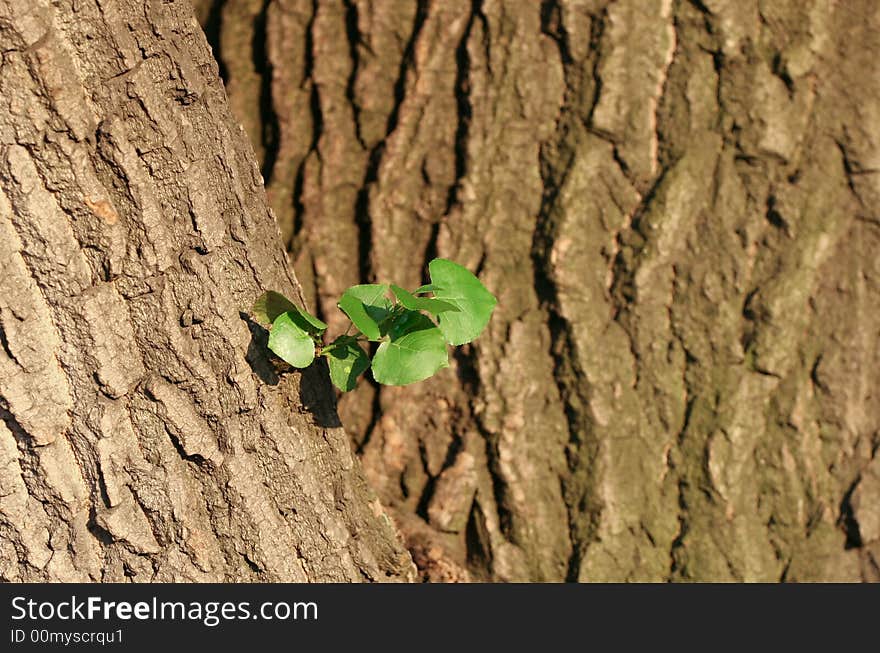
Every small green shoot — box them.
[251,259,496,389]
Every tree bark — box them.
[0,0,415,582]
[204,0,880,582]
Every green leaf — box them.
[338,284,391,341]
[371,311,449,386]
[253,291,327,334]
[324,336,370,392]
[385,308,425,340]
[390,284,459,316]
[413,284,443,294]
[252,291,297,325]
[428,258,497,345]
[295,307,328,334]
[287,305,327,335]
[268,311,315,368]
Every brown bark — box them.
[206,0,880,582]
[0,0,415,582]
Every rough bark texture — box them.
[201,0,880,582]
[0,0,416,582]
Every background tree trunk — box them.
[199,0,880,582]
[0,0,415,582]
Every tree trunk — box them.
[0,0,414,582]
[203,0,880,582]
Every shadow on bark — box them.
[241,313,280,386]
[298,363,343,429]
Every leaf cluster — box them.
[251,259,497,390]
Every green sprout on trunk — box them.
[250,259,497,391]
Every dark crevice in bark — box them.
[432,0,478,283]
[0,403,28,455]
[583,8,608,130]
[779,556,793,582]
[419,0,478,286]
[354,0,429,285]
[710,44,730,133]
[342,0,367,150]
[415,439,439,523]
[92,455,113,511]
[687,0,713,16]
[532,139,596,583]
[530,3,622,582]
[668,395,696,579]
[164,429,211,469]
[486,437,513,541]
[655,14,680,168]
[765,193,791,235]
[414,434,463,521]
[241,552,263,574]
[304,2,323,155]
[838,476,863,550]
[0,401,74,531]
[741,286,762,366]
[836,140,869,209]
[421,221,440,287]
[668,490,690,578]
[307,256,325,324]
[354,155,377,284]
[770,51,795,98]
[611,145,635,185]
[607,164,675,374]
[290,164,307,250]
[0,321,15,364]
[398,470,410,500]
[449,342,505,565]
[540,0,574,66]
[86,507,115,546]
[254,0,279,183]
[290,0,321,250]
[560,475,581,582]
[449,0,479,211]
[465,500,493,578]
[201,0,228,82]
[441,0,478,223]
[384,0,429,140]
[473,2,491,76]
[542,327,594,581]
